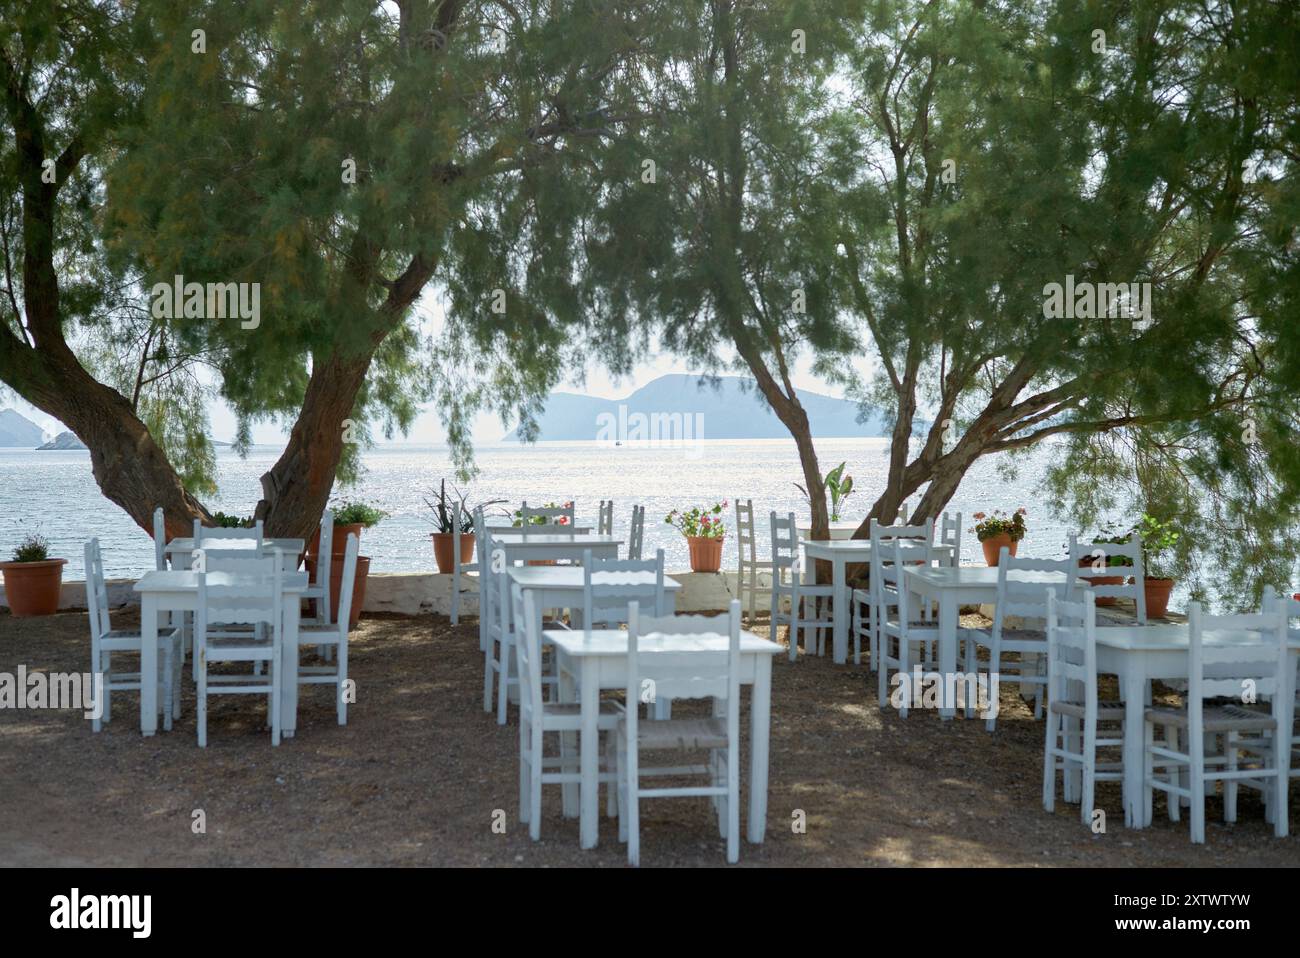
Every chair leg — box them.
[483,641,495,713]
[172,638,184,721]
[984,643,1000,732]
[1143,719,1155,827]
[496,640,511,725]
[270,654,281,747]
[1042,716,1056,813]
[197,646,208,748]
[91,641,104,733]
[529,729,543,842]
[336,636,348,726]
[605,733,618,819]
[518,715,531,825]
[1189,745,1206,844]
[1224,731,1239,823]
[161,644,174,732]
[451,568,460,626]
[102,651,112,723]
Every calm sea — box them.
[0,438,1080,580]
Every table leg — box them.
[832,558,847,664]
[140,595,159,736]
[559,667,578,818]
[748,655,773,843]
[938,591,957,720]
[281,594,301,738]
[1121,667,1146,828]
[580,658,600,849]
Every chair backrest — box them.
[628,504,646,560]
[874,537,933,628]
[196,554,282,633]
[331,533,361,636]
[474,508,505,641]
[1045,589,1098,710]
[735,499,757,568]
[511,584,545,719]
[1186,602,1290,707]
[993,551,1077,637]
[582,548,665,630]
[200,548,298,574]
[626,599,741,705]
[84,538,112,640]
[520,501,575,528]
[193,517,265,547]
[313,509,334,617]
[152,507,167,571]
[939,511,961,559]
[598,500,614,536]
[1068,532,1146,623]
[770,511,799,569]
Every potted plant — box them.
[0,532,68,617]
[1135,513,1180,619]
[1078,528,1134,606]
[308,499,388,557]
[424,482,505,573]
[971,509,1027,566]
[666,501,727,573]
[794,462,855,522]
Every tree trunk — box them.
[254,349,375,539]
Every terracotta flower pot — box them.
[431,532,475,573]
[980,534,1018,566]
[308,523,365,557]
[304,554,371,629]
[528,559,559,567]
[1144,577,1175,619]
[687,536,724,573]
[0,558,68,617]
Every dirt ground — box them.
[2,607,1297,867]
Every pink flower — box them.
[558,516,570,525]
[973,512,986,520]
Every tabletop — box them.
[1094,623,1300,652]
[135,570,310,594]
[545,628,780,657]
[803,539,956,556]
[508,567,682,591]
[904,566,1068,590]
[164,537,306,554]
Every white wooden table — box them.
[901,565,1069,718]
[133,570,308,737]
[801,539,956,665]
[163,538,306,565]
[544,627,781,850]
[1094,623,1300,828]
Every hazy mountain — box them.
[0,409,46,447]
[36,431,87,450]
[502,374,898,441]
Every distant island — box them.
[0,408,45,447]
[36,431,87,450]
[502,374,901,442]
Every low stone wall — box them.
[1,569,776,618]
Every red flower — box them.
[558,516,570,525]
[973,512,986,520]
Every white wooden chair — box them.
[580,548,665,630]
[855,519,934,669]
[969,549,1077,730]
[939,511,961,567]
[628,504,646,560]
[1143,602,1291,843]
[152,507,168,572]
[512,584,621,840]
[194,552,284,747]
[301,509,333,628]
[874,537,939,717]
[734,499,766,625]
[85,538,182,732]
[1262,586,1300,780]
[1068,532,1147,623]
[770,511,835,660]
[617,599,742,866]
[448,506,480,626]
[597,499,614,536]
[295,533,359,725]
[520,501,575,527]
[1043,590,1126,824]
[481,534,515,724]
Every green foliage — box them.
[10,533,50,563]
[210,512,254,529]
[331,500,387,528]
[510,502,573,527]
[796,463,855,522]
[1136,513,1182,582]
[665,502,728,540]
[424,480,505,534]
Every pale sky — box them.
[4,291,868,446]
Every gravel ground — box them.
[2,607,1297,867]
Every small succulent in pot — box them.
[424,480,505,533]
[11,532,51,562]
[331,500,389,527]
